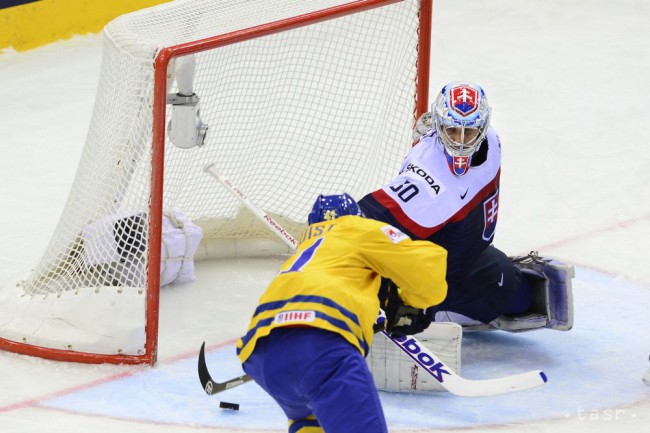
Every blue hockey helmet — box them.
[433,82,491,176]
[308,193,363,224]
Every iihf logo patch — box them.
[482,190,499,241]
[450,85,479,117]
[274,310,316,324]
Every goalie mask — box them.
[308,193,363,224]
[434,82,491,176]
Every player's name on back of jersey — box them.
[298,223,336,243]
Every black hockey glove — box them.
[382,279,433,337]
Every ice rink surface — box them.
[1,0,649,432]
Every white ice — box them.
[1,0,649,432]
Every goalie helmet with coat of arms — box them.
[433,81,492,176]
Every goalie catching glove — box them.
[381,278,433,336]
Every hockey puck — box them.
[219,401,240,411]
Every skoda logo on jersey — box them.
[404,163,442,194]
[450,85,479,117]
[482,190,499,241]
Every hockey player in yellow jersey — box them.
[237,193,448,433]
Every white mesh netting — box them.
[0,0,427,358]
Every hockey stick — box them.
[198,342,253,395]
[381,330,548,397]
[199,164,298,396]
[203,163,298,250]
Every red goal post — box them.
[0,0,432,365]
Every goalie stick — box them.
[381,330,547,397]
[203,163,298,250]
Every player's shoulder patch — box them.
[380,225,410,244]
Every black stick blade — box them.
[198,342,216,394]
[198,341,253,396]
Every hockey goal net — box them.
[0,0,431,365]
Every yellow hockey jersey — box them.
[237,215,448,363]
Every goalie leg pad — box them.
[492,252,575,332]
[367,322,462,392]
